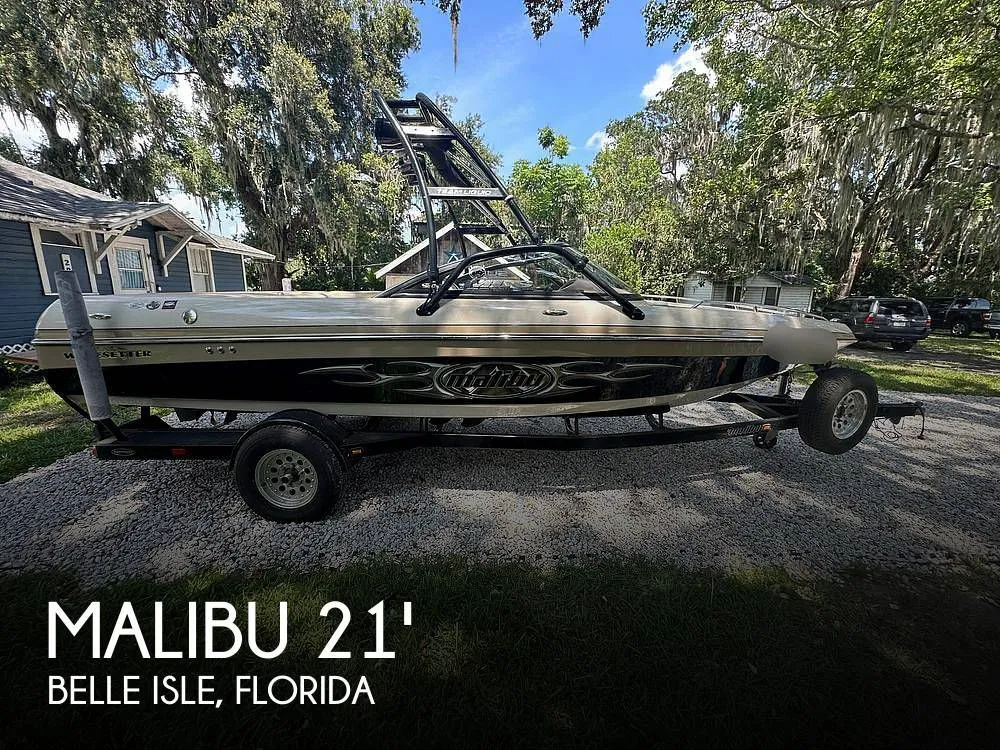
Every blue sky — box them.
[0,1,698,234]
[403,0,690,172]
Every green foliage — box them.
[0,0,420,290]
[537,125,570,159]
[0,0,194,199]
[640,0,1000,298]
[515,0,1000,301]
[509,128,591,245]
[0,135,24,163]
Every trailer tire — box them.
[234,424,343,522]
[798,368,877,455]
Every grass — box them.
[812,358,1000,395]
[792,333,1000,395]
[0,379,145,483]
[918,333,999,357]
[0,380,99,483]
[2,560,998,748]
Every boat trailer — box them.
[89,377,924,464]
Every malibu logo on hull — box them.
[435,362,555,400]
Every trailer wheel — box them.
[233,425,342,521]
[798,368,877,455]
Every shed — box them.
[681,270,815,311]
[375,221,493,289]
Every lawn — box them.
[918,333,999,357]
[796,333,1000,396]
[0,380,99,483]
[823,357,1000,395]
[2,560,998,748]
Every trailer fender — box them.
[231,410,350,470]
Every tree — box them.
[585,112,684,293]
[0,0,195,198]
[0,0,421,290]
[509,128,590,245]
[524,0,1000,298]
[166,0,420,289]
[431,0,1000,299]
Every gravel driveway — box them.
[1,388,998,585]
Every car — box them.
[986,307,1000,340]
[924,296,994,336]
[817,296,931,351]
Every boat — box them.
[33,93,856,422]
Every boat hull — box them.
[42,353,784,418]
[34,292,853,418]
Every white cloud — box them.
[162,188,245,239]
[165,74,199,114]
[585,130,613,151]
[0,107,78,151]
[641,45,716,100]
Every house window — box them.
[763,287,780,306]
[188,245,214,292]
[115,248,147,290]
[108,238,154,294]
[725,284,744,302]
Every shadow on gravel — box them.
[1,392,997,584]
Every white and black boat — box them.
[34,262,856,419]
[35,93,853,421]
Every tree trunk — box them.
[836,243,869,298]
[260,262,283,291]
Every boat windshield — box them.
[383,250,639,299]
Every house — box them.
[375,221,493,289]
[681,271,816,311]
[0,157,273,349]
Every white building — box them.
[681,271,816,311]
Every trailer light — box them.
[171,447,188,457]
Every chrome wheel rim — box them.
[831,389,868,439]
[255,449,318,509]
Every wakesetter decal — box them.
[64,349,153,360]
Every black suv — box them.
[986,307,1000,339]
[818,297,930,351]
[924,296,993,336]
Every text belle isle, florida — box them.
[46,600,414,706]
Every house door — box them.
[187,245,215,292]
[110,237,154,294]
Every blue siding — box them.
[41,244,93,293]
[95,256,114,294]
[154,234,192,294]
[122,223,191,294]
[211,251,246,291]
[1,217,251,347]
[0,219,49,346]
